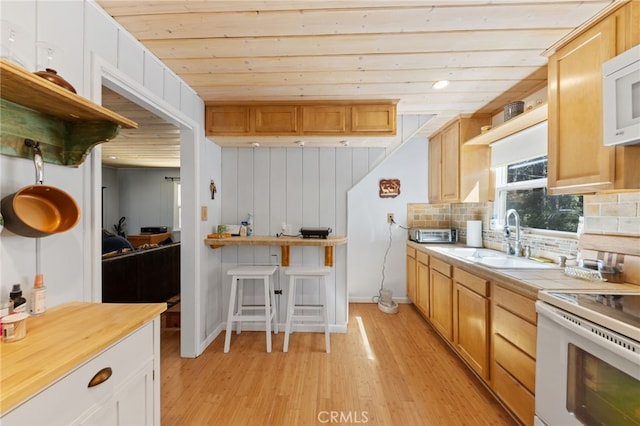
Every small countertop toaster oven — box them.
[409,228,457,244]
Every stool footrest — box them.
[290,315,324,322]
[232,314,275,322]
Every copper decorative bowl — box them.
[1,185,80,237]
[33,68,76,93]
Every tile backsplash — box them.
[408,192,640,261]
[583,192,640,236]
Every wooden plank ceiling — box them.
[96,0,613,165]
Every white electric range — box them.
[535,289,640,425]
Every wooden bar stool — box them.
[283,266,331,353]
[224,265,278,353]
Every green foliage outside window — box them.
[501,156,583,233]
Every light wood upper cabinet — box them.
[547,2,640,194]
[205,106,249,134]
[302,105,347,133]
[429,116,491,203]
[351,104,396,134]
[441,123,460,201]
[254,105,299,135]
[205,101,397,137]
[428,132,442,202]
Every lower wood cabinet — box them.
[429,256,453,342]
[491,283,537,426]
[453,267,489,380]
[405,248,539,426]
[406,246,417,304]
[416,251,430,316]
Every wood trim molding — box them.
[542,0,630,57]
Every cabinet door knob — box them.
[88,367,113,388]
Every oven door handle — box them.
[536,301,640,365]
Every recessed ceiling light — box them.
[250,141,260,148]
[432,80,449,89]
[108,155,117,159]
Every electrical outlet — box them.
[387,213,394,223]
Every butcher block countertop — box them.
[408,241,640,299]
[0,302,166,415]
[205,235,348,266]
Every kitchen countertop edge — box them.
[408,241,639,298]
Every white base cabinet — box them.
[2,319,160,426]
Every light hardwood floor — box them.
[160,303,515,426]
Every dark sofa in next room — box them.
[102,242,180,303]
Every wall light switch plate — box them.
[201,206,208,221]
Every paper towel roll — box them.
[467,220,483,247]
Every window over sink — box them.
[494,156,583,234]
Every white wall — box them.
[102,166,120,233]
[347,137,428,303]
[110,167,180,235]
[101,166,181,237]
[0,0,215,358]
[1,0,87,308]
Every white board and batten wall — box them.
[219,147,386,330]
[0,0,218,358]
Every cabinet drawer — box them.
[2,322,154,425]
[430,256,452,277]
[493,284,536,324]
[454,267,488,296]
[493,305,537,358]
[407,246,416,259]
[493,363,535,426]
[416,251,429,266]
[493,334,536,393]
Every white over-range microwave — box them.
[602,44,640,146]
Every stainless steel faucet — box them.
[503,209,522,257]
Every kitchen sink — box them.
[429,246,559,269]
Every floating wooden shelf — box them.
[464,103,547,146]
[0,59,137,166]
[204,235,348,267]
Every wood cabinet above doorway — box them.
[205,101,397,141]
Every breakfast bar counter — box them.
[204,235,347,267]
